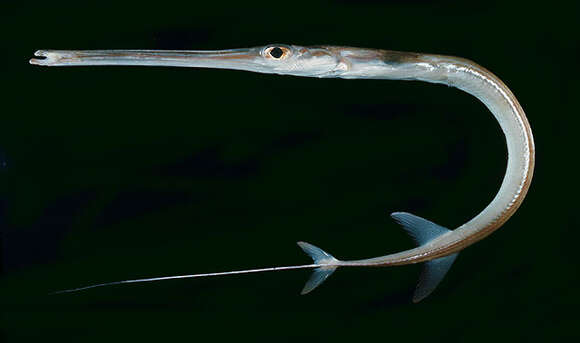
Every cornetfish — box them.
[30,44,534,302]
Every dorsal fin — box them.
[391,212,451,245]
[391,212,458,302]
[297,242,339,294]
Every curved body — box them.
[30,44,534,301]
[331,48,535,266]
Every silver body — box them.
[31,44,534,300]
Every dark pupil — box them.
[270,47,284,58]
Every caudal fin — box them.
[297,241,340,295]
[391,212,459,303]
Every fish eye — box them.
[270,47,283,58]
[264,46,291,60]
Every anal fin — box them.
[391,212,458,302]
[413,253,458,303]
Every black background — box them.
[1,1,578,341]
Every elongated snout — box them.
[29,45,346,77]
[29,48,263,71]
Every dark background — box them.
[1,0,578,341]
